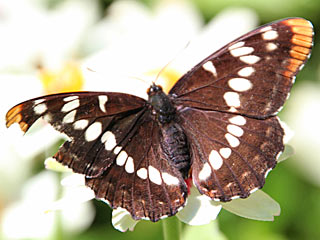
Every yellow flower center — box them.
[39,62,84,94]
[145,67,182,94]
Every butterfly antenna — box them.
[154,41,190,85]
[87,67,151,86]
[128,75,151,86]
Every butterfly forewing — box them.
[6,92,146,177]
[171,18,313,118]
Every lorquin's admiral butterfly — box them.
[6,18,313,222]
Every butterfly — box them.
[6,18,313,222]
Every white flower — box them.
[283,82,320,186]
[0,0,99,71]
[0,1,101,238]
[82,0,258,98]
[1,0,292,234]
[1,171,95,239]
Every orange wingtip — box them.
[286,58,303,73]
[283,18,313,29]
[290,49,309,61]
[292,34,313,48]
[5,105,28,132]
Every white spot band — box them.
[228,78,253,92]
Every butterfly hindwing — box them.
[86,113,187,221]
[171,18,313,118]
[178,108,284,201]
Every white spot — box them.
[34,103,47,115]
[116,151,128,166]
[260,26,272,32]
[125,157,134,174]
[262,30,278,40]
[249,187,259,194]
[230,47,254,57]
[209,150,223,170]
[266,42,277,51]
[223,92,240,107]
[219,148,231,159]
[227,124,244,137]
[160,214,169,220]
[225,133,240,147]
[198,163,212,180]
[73,119,89,130]
[61,99,80,112]
[237,67,255,77]
[63,110,76,123]
[228,115,246,125]
[63,96,78,102]
[148,166,162,185]
[34,99,44,105]
[113,146,122,155]
[98,95,108,113]
[137,168,148,180]
[239,55,261,64]
[162,172,180,185]
[229,107,238,113]
[85,121,102,142]
[101,131,117,151]
[276,151,283,160]
[228,78,253,92]
[264,168,272,178]
[231,195,241,200]
[202,61,217,77]
[43,114,52,122]
[228,41,245,50]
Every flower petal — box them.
[45,185,95,213]
[45,157,72,173]
[277,144,294,163]
[176,186,222,225]
[221,190,280,221]
[112,207,139,232]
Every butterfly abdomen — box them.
[160,122,191,178]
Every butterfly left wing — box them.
[170,18,313,118]
[170,18,313,202]
[178,108,284,201]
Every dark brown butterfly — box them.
[6,18,313,222]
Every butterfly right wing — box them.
[6,92,187,221]
[6,91,146,177]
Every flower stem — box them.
[162,216,182,240]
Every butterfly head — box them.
[147,82,162,95]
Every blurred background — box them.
[0,0,320,239]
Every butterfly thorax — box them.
[147,83,191,178]
[147,83,176,124]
